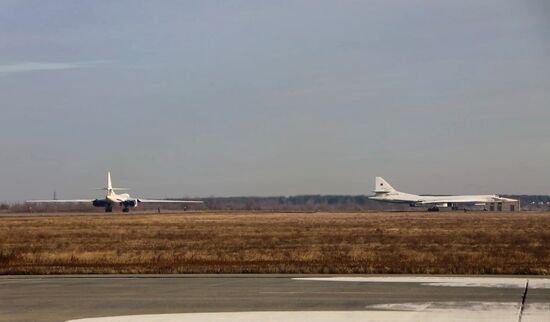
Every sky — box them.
[1,0,549,201]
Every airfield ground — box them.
[0,212,549,275]
[2,275,550,322]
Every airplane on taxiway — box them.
[369,176,517,211]
[27,172,203,213]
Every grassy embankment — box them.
[1,212,549,274]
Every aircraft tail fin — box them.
[374,176,396,193]
[96,172,129,192]
[107,171,113,191]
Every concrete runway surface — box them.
[1,275,549,322]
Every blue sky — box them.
[1,1,549,200]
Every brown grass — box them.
[1,212,549,274]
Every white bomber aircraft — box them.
[27,172,203,213]
[369,176,516,211]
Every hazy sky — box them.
[1,1,549,201]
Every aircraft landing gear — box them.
[427,207,440,212]
[122,207,130,213]
[105,206,113,213]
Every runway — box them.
[1,275,549,321]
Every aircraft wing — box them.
[26,199,94,203]
[417,198,489,205]
[138,199,204,204]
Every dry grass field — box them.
[1,212,549,275]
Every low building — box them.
[485,199,520,212]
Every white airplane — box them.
[27,172,203,213]
[369,176,517,211]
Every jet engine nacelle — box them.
[122,199,139,208]
[92,199,108,208]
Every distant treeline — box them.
[504,195,550,210]
[2,194,550,213]
[202,195,391,212]
[201,195,550,211]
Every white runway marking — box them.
[292,276,550,289]
[367,301,518,312]
[65,306,550,322]
[522,303,550,322]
